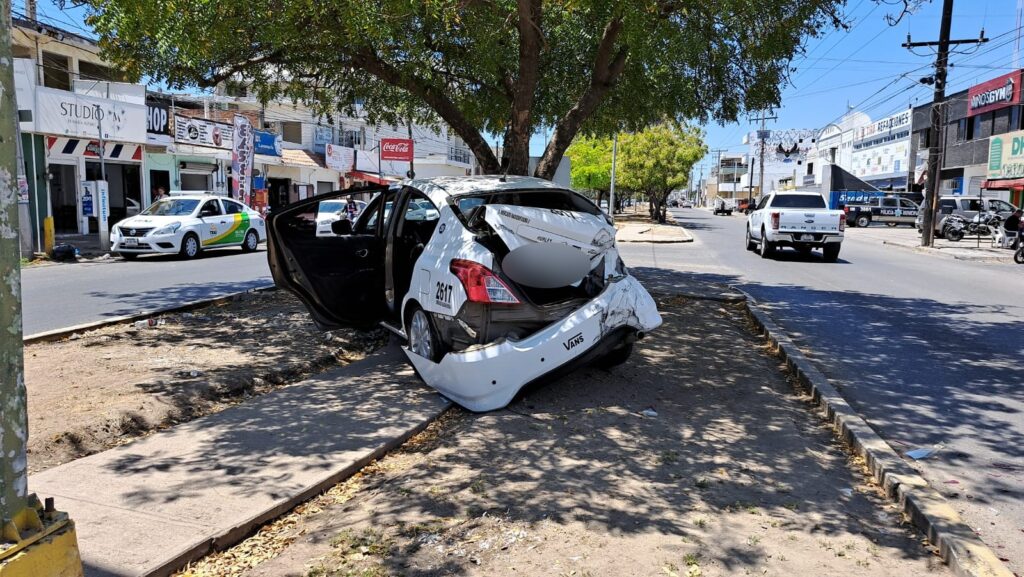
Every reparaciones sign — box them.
[987,129,1024,179]
[968,70,1022,117]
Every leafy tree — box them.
[79,0,843,179]
[617,124,706,223]
[566,136,612,204]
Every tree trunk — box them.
[534,17,627,180]
[504,0,543,176]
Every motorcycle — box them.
[941,211,1002,242]
[941,214,966,242]
[1015,244,1024,264]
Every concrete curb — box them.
[153,402,453,577]
[23,283,276,345]
[739,295,1012,577]
[881,240,1013,264]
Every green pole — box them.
[1,0,30,519]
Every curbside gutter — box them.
[881,240,1014,264]
[23,284,277,345]
[739,294,1012,577]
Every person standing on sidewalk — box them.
[1004,209,1021,249]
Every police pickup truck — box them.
[845,196,920,228]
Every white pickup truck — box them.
[745,191,845,262]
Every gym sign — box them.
[968,70,1022,117]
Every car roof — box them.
[404,175,569,208]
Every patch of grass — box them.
[693,517,707,529]
[330,528,393,558]
[747,535,761,546]
[659,450,680,465]
[783,501,799,511]
[469,477,487,495]
[683,552,700,566]
[694,477,710,489]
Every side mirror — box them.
[331,219,353,235]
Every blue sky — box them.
[21,0,1021,173]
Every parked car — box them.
[669,199,679,207]
[680,200,693,208]
[916,196,1019,236]
[111,194,265,260]
[713,198,736,215]
[845,196,920,228]
[315,198,367,237]
[745,191,845,261]
[267,176,663,412]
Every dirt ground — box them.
[180,295,950,577]
[25,290,386,474]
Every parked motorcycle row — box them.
[939,211,1003,243]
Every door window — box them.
[356,192,397,235]
[223,200,244,214]
[199,200,223,217]
[989,200,1014,212]
[900,199,918,209]
[881,198,898,207]
[756,196,770,210]
[965,199,983,211]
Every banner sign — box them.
[968,70,1022,117]
[35,87,147,144]
[325,143,355,171]
[173,114,233,149]
[380,138,414,161]
[232,115,255,205]
[147,102,170,134]
[987,129,1024,179]
[854,110,911,143]
[253,130,282,156]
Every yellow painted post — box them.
[42,217,54,256]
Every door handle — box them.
[355,249,369,258]
[220,220,227,224]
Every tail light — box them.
[839,213,846,231]
[770,212,780,230]
[450,259,520,304]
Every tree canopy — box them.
[80,0,844,178]
[566,136,613,193]
[617,124,707,222]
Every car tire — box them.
[118,252,137,261]
[822,244,841,263]
[745,227,757,251]
[597,342,634,369]
[406,305,444,362]
[759,229,774,259]
[179,233,201,260]
[855,215,871,228]
[241,229,259,253]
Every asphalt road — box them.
[21,248,272,336]
[619,208,1024,572]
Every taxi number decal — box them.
[435,282,453,308]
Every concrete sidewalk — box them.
[29,344,449,577]
[615,220,694,243]
[848,226,1016,263]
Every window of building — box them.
[281,121,302,144]
[42,51,71,90]
[78,61,121,82]
[806,162,814,175]
[341,129,363,148]
[956,119,968,142]
[1012,106,1022,132]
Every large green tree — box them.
[80,0,843,179]
[617,123,706,223]
[566,136,612,202]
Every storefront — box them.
[850,110,912,192]
[983,128,1024,206]
[264,149,343,210]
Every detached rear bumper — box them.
[405,274,662,412]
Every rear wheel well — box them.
[402,299,421,334]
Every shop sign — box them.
[35,87,147,144]
[968,70,1022,117]
[173,114,234,149]
[254,130,282,156]
[987,129,1024,179]
[314,126,333,153]
[325,143,355,171]
[147,103,170,134]
[855,110,911,142]
[232,115,255,205]
[380,138,414,161]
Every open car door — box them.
[267,186,391,330]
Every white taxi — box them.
[111,194,266,260]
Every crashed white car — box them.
[267,176,662,412]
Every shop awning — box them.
[348,170,399,185]
[281,149,326,169]
[982,178,1024,190]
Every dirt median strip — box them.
[741,296,1013,577]
[178,294,950,577]
[24,289,388,474]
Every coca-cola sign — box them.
[380,138,414,161]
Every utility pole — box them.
[2,1,83,571]
[904,0,987,246]
[751,112,777,203]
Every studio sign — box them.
[970,77,1015,111]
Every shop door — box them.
[150,170,170,203]
[181,172,212,191]
[268,178,291,211]
[48,164,78,234]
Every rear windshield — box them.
[770,194,826,209]
[452,189,602,220]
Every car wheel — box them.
[759,229,774,259]
[855,215,871,228]
[822,244,841,263]
[597,342,633,369]
[241,229,259,253]
[407,306,444,362]
[179,233,201,260]
[118,252,137,261]
[745,227,757,251]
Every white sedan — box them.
[316,199,366,237]
[111,194,266,260]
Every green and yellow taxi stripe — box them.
[203,213,250,246]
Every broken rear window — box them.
[454,189,600,217]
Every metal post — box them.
[1,0,30,518]
[609,133,617,218]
